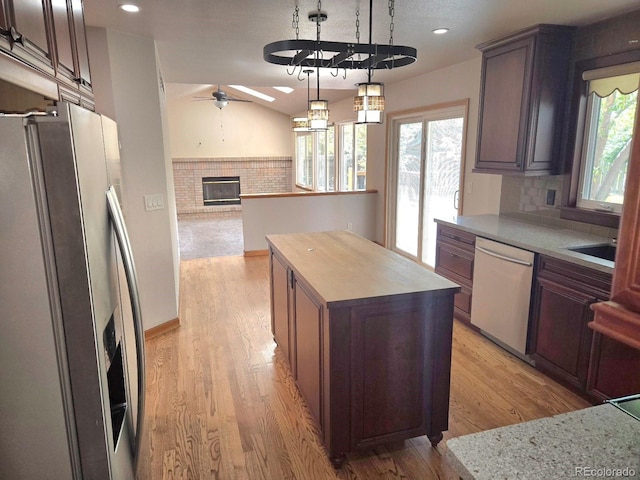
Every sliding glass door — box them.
[389,102,467,267]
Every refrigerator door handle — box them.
[106,186,146,466]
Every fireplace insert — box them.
[202,176,241,205]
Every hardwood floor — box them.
[137,255,590,480]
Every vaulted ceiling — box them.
[83,0,640,115]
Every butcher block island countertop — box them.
[266,230,459,306]
[266,231,460,468]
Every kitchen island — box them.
[266,230,460,467]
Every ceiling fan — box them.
[194,86,252,109]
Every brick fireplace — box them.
[173,156,292,215]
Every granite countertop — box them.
[435,214,614,274]
[446,404,640,480]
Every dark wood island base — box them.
[266,231,460,468]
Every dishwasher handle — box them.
[476,245,533,267]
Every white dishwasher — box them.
[470,237,535,359]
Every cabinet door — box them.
[50,0,74,78]
[270,251,291,365]
[350,304,428,447]
[294,280,323,427]
[5,0,53,72]
[0,2,9,32]
[475,37,533,173]
[532,276,596,390]
[587,332,640,402]
[70,0,90,86]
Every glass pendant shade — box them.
[354,82,385,124]
[291,117,310,131]
[214,99,228,109]
[308,99,329,130]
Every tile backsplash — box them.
[500,175,618,239]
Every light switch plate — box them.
[144,193,164,211]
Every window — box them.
[576,65,639,214]
[294,122,366,191]
[339,123,367,191]
[295,132,313,189]
[316,127,335,191]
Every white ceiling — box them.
[83,0,640,115]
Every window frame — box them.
[561,50,640,229]
[575,88,636,214]
[295,131,314,190]
[337,122,367,191]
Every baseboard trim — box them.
[144,317,180,340]
[244,249,269,257]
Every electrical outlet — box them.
[347,222,353,231]
[546,189,556,206]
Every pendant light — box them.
[292,69,314,131]
[354,0,385,124]
[308,67,329,130]
[307,3,329,131]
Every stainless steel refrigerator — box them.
[0,102,145,479]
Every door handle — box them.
[453,189,459,210]
[476,245,533,266]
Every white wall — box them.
[320,57,502,244]
[168,57,501,248]
[242,193,377,251]
[87,27,179,331]
[166,87,293,158]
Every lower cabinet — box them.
[434,224,476,326]
[270,251,292,364]
[530,274,598,390]
[587,332,640,402]
[530,255,640,401]
[293,280,323,424]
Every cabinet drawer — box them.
[436,242,474,283]
[454,286,472,315]
[437,225,475,250]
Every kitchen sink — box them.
[567,243,617,262]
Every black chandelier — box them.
[264,0,417,125]
[263,0,416,71]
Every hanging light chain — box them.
[316,0,322,45]
[355,9,360,44]
[389,0,395,46]
[292,6,300,40]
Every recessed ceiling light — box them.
[119,4,140,13]
[228,85,275,102]
[274,86,294,94]
[432,28,450,35]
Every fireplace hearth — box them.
[202,176,241,206]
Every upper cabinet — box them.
[69,0,90,87]
[0,0,92,108]
[0,0,54,74]
[474,25,574,176]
